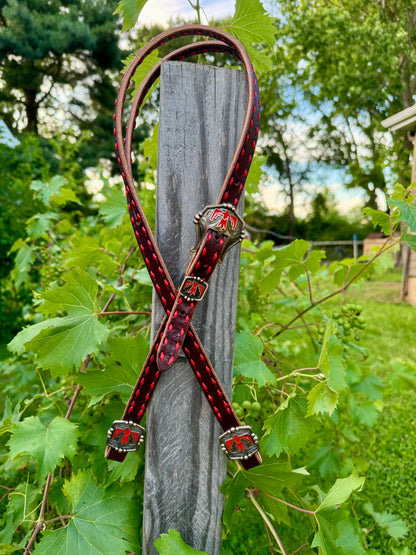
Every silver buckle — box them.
[219,425,259,460]
[106,420,145,453]
[192,204,245,262]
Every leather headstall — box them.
[105,24,262,470]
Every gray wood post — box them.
[142,61,248,554]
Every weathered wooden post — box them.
[142,60,247,554]
[106,25,261,554]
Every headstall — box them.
[105,24,262,470]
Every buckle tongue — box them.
[219,425,259,460]
[106,420,145,453]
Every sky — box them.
[140,0,235,25]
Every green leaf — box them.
[336,518,366,555]
[317,321,346,393]
[317,473,365,511]
[78,335,149,403]
[30,176,68,206]
[307,381,338,417]
[154,529,208,555]
[234,331,276,386]
[241,462,304,496]
[11,243,34,288]
[363,207,392,234]
[402,231,416,252]
[114,0,148,33]
[8,269,109,374]
[246,154,266,195]
[312,508,345,555]
[8,416,78,479]
[144,122,159,171]
[353,375,384,400]
[363,502,409,540]
[99,186,127,228]
[390,199,416,232]
[26,212,59,239]
[263,395,311,456]
[34,471,138,554]
[229,0,276,73]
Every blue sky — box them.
[140,0,235,25]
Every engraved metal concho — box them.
[219,425,259,460]
[192,204,245,262]
[179,276,208,302]
[106,420,145,453]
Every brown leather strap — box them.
[105,25,262,469]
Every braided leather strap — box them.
[105,24,262,470]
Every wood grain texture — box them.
[142,61,248,554]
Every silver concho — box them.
[192,204,245,262]
[219,425,259,460]
[106,420,145,453]
[179,276,208,302]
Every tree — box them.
[0,0,122,136]
[273,0,416,206]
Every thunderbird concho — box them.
[219,425,259,460]
[192,204,245,262]
[107,420,145,453]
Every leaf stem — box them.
[248,489,288,555]
[273,239,400,338]
[97,310,151,317]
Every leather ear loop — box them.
[107,26,262,469]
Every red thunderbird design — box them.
[211,208,238,230]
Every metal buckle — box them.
[179,276,208,302]
[219,425,259,460]
[106,420,145,453]
[192,204,245,262]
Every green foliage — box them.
[34,471,139,554]
[8,416,79,480]
[154,529,208,555]
[227,0,276,74]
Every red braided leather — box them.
[105,25,262,469]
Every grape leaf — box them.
[390,199,416,232]
[114,0,148,33]
[317,473,365,511]
[317,322,346,394]
[78,335,149,403]
[34,471,138,554]
[307,382,338,417]
[312,507,345,555]
[154,529,208,555]
[8,416,78,479]
[8,269,109,374]
[263,395,311,456]
[228,0,276,73]
[363,207,392,235]
[241,462,304,496]
[363,502,409,540]
[30,176,75,207]
[402,231,416,252]
[234,331,276,386]
[246,154,266,195]
[99,186,127,229]
[26,212,59,239]
[11,243,34,288]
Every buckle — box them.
[106,420,145,453]
[179,276,208,302]
[192,204,245,262]
[219,425,259,460]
